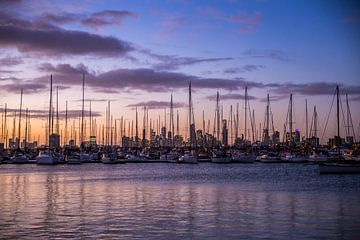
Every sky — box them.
[0,0,359,144]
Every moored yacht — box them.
[36,150,57,165]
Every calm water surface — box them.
[0,163,359,239]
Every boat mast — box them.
[216,91,220,145]
[135,107,138,147]
[230,105,233,145]
[305,98,308,140]
[81,72,85,146]
[56,86,59,134]
[289,93,293,145]
[48,75,53,146]
[89,100,92,137]
[65,101,68,146]
[189,82,192,148]
[336,85,340,158]
[170,94,174,146]
[313,106,318,138]
[236,103,239,140]
[4,103,7,149]
[17,89,23,149]
[24,108,28,150]
[176,110,179,137]
[244,86,248,145]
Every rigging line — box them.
[309,109,314,137]
[283,97,290,142]
[321,88,336,142]
[339,94,347,138]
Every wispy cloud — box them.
[126,100,186,109]
[223,64,264,74]
[140,49,233,70]
[0,55,23,66]
[0,107,101,120]
[206,93,257,101]
[81,10,138,29]
[243,49,290,62]
[269,82,360,96]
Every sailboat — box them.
[211,92,231,163]
[178,82,197,164]
[319,86,360,174]
[232,86,255,163]
[36,75,57,165]
[12,89,30,163]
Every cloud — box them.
[0,82,48,94]
[140,49,233,70]
[243,49,290,62]
[38,63,89,74]
[206,93,257,101]
[34,63,262,93]
[228,11,262,32]
[40,12,82,25]
[0,107,101,120]
[126,100,187,109]
[269,82,360,96]
[73,98,116,103]
[82,10,137,29]
[153,56,233,70]
[224,65,264,74]
[0,56,23,66]
[258,95,288,102]
[0,25,134,57]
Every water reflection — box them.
[0,164,359,239]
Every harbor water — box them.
[0,163,359,239]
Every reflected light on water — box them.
[0,163,359,239]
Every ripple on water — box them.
[0,163,360,239]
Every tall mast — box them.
[216,91,220,143]
[202,110,205,135]
[89,100,92,137]
[24,108,28,150]
[176,110,179,137]
[17,89,23,149]
[188,82,192,147]
[236,103,239,139]
[305,98,308,139]
[313,106,317,138]
[56,86,59,134]
[4,103,7,149]
[81,72,85,145]
[48,75,53,146]
[135,107,138,147]
[170,94,174,146]
[108,101,110,146]
[230,105,233,145]
[289,93,293,144]
[65,101,68,145]
[244,86,248,143]
[336,85,340,157]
